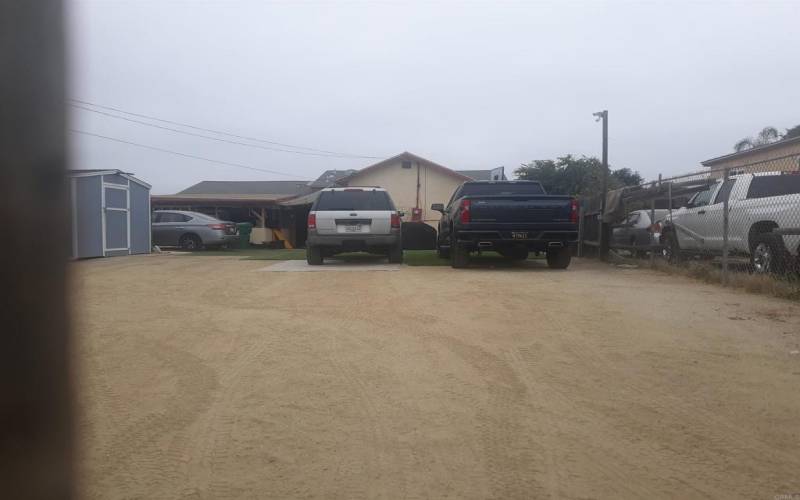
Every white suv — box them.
[306,187,403,265]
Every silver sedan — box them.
[152,210,239,250]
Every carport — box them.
[68,169,152,258]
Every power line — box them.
[70,103,374,160]
[71,129,311,179]
[69,98,383,160]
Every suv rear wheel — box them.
[306,245,323,265]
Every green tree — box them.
[783,124,800,140]
[734,126,780,152]
[514,155,642,197]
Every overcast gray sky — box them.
[68,0,799,194]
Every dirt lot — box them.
[73,255,800,499]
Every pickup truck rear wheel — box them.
[450,243,469,268]
[750,233,787,274]
[306,245,323,265]
[546,247,571,269]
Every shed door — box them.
[103,185,129,254]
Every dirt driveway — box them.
[73,255,800,499]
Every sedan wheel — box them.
[180,234,202,250]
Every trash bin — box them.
[236,223,253,248]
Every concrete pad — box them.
[258,259,402,272]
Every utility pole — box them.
[593,110,609,259]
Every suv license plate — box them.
[511,232,528,239]
[344,225,361,233]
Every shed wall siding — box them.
[129,182,151,254]
[75,175,103,258]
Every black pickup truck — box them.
[431,180,579,268]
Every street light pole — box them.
[593,110,609,259]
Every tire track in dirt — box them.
[402,320,546,499]
[93,335,218,497]
[528,301,800,498]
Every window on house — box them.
[401,160,412,169]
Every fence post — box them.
[668,182,672,217]
[649,198,656,268]
[577,206,584,257]
[722,168,730,285]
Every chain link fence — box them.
[579,154,800,295]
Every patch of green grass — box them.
[176,247,306,260]
[403,250,546,266]
[403,250,451,266]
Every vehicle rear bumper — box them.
[454,229,578,250]
[203,232,240,246]
[307,230,400,248]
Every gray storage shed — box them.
[68,169,152,258]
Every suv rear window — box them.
[746,174,800,199]
[315,190,394,211]
[460,182,545,197]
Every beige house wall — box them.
[342,159,465,227]
[706,141,800,178]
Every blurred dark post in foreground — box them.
[0,1,74,499]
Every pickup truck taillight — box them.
[307,213,316,229]
[391,213,401,228]
[569,199,579,224]
[459,199,471,224]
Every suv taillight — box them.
[391,213,401,228]
[459,199,471,224]
[307,213,316,229]
[569,198,579,224]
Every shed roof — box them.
[67,169,152,189]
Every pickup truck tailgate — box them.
[469,195,574,223]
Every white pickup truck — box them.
[661,171,800,273]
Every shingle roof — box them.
[335,152,473,185]
[456,170,494,181]
[308,169,358,189]
[178,180,312,196]
[702,135,800,166]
